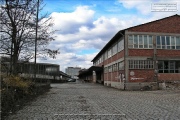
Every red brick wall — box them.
[129,49,154,56]
[157,50,180,57]
[111,71,118,82]
[129,70,154,82]
[158,73,180,81]
[104,73,108,81]
[128,15,180,34]
[102,50,124,66]
[129,49,180,57]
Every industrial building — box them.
[1,57,70,83]
[66,67,81,79]
[78,14,180,90]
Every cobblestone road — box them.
[6,81,180,120]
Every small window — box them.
[176,37,180,49]
[139,35,143,48]
[156,36,161,49]
[161,36,165,49]
[149,36,153,48]
[144,35,148,48]
[134,35,138,48]
[128,35,133,48]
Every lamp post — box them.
[34,0,39,82]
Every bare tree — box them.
[0,0,59,75]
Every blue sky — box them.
[37,0,180,71]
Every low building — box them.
[66,67,81,79]
[78,14,180,90]
[1,57,60,83]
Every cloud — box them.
[118,0,180,16]
[50,6,95,34]
[39,2,180,72]
[41,5,130,72]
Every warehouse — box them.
[78,14,180,90]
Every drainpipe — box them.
[119,31,127,90]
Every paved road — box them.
[6,81,180,120]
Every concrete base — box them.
[104,81,124,89]
[104,81,158,90]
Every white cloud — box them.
[118,0,152,15]
[50,6,94,34]
[40,6,129,72]
[119,0,180,16]
[39,3,180,72]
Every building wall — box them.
[158,73,180,81]
[128,15,180,33]
[92,15,180,89]
[129,70,154,82]
[126,32,180,82]
[66,67,81,78]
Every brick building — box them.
[78,14,180,90]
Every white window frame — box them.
[129,60,154,69]
[128,35,153,49]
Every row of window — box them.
[104,61,124,73]
[128,35,180,49]
[156,36,180,49]
[158,61,180,73]
[129,60,154,69]
[94,34,180,66]
[103,60,180,74]
[94,39,124,66]
[128,35,153,49]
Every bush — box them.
[1,74,50,119]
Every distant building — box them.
[66,67,81,79]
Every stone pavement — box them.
[5,81,180,120]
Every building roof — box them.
[78,66,103,77]
[92,14,180,62]
[59,71,71,77]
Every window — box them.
[129,60,154,69]
[128,35,133,48]
[112,63,118,72]
[161,36,166,49]
[166,36,170,49]
[112,43,118,55]
[113,64,117,72]
[149,36,153,48]
[118,39,124,52]
[134,35,138,48]
[104,67,108,73]
[139,35,143,48]
[118,61,124,70]
[144,35,148,48]
[108,65,112,72]
[158,61,180,73]
[176,37,180,49]
[171,37,176,49]
[108,48,111,58]
[128,35,153,49]
[104,51,108,60]
[156,36,180,50]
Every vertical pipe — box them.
[153,35,159,89]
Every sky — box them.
[36,0,180,72]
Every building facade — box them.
[78,14,180,90]
[66,67,81,79]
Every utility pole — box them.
[34,0,39,82]
[153,35,159,89]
